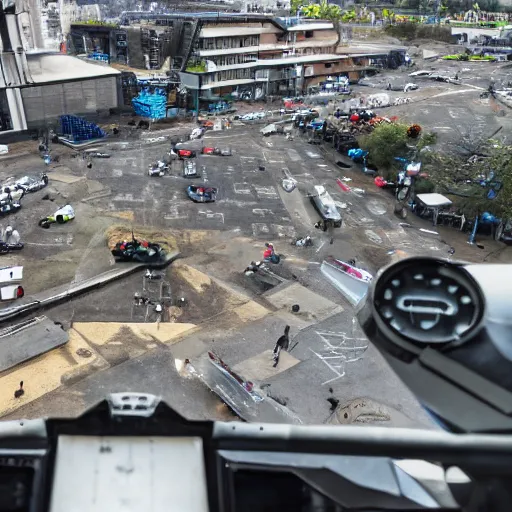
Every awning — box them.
[416,193,452,208]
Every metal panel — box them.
[21,77,118,126]
[0,316,68,372]
[50,436,209,512]
[179,71,200,90]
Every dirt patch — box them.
[105,224,179,253]
[174,263,212,293]
[169,266,246,324]
[22,259,78,295]
[106,211,135,222]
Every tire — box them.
[38,218,51,229]
[56,215,65,224]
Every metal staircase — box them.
[180,20,202,72]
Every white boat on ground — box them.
[321,258,373,306]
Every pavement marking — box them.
[252,223,270,236]
[204,133,249,139]
[311,330,369,386]
[305,151,321,159]
[287,148,302,162]
[198,210,225,224]
[25,233,74,247]
[112,169,123,177]
[316,240,326,253]
[366,199,387,216]
[234,183,251,195]
[254,185,279,199]
[112,194,144,202]
[271,224,296,238]
[365,229,383,245]
[448,109,463,119]
[164,204,188,220]
[233,350,300,381]
[253,208,274,216]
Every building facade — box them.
[94,13,398,99]
[182,15,389,99]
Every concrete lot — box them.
[0,65,510,425]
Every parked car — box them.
[177,149,196,159]
[186,185,217,203]
[201,146,232,156]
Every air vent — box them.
[374,259,484,344]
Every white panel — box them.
[0,265,23,282]
[50,436,210,512]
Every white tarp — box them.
[0,145,8,155]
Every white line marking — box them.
[316,241,326,253]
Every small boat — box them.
[321,258,373,306]
[330,258,373,283]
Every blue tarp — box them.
[132,88,167,119]
[59,115,106,142]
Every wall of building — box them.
[304,58,353,78]
[20,76,118,127]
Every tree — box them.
[301,3,320,17]
[359,123,410,170]
[290,0,303,15]
[419,138,512,219]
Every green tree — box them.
[290,0,304,15]
[359,123,410,170]
[319,1,342,21]
[301,3,321,17]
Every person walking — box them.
[273,325,290,368]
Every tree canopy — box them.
[359,122,410,169]
[360,121,512,219]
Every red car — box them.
[177,149,196,159]
[202,147,215,155]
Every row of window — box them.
[209,53,258,67]
[202,68,253,84]
[199,36,259,51]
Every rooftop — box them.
[26,53,120,84]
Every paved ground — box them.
[1,62,510,425]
